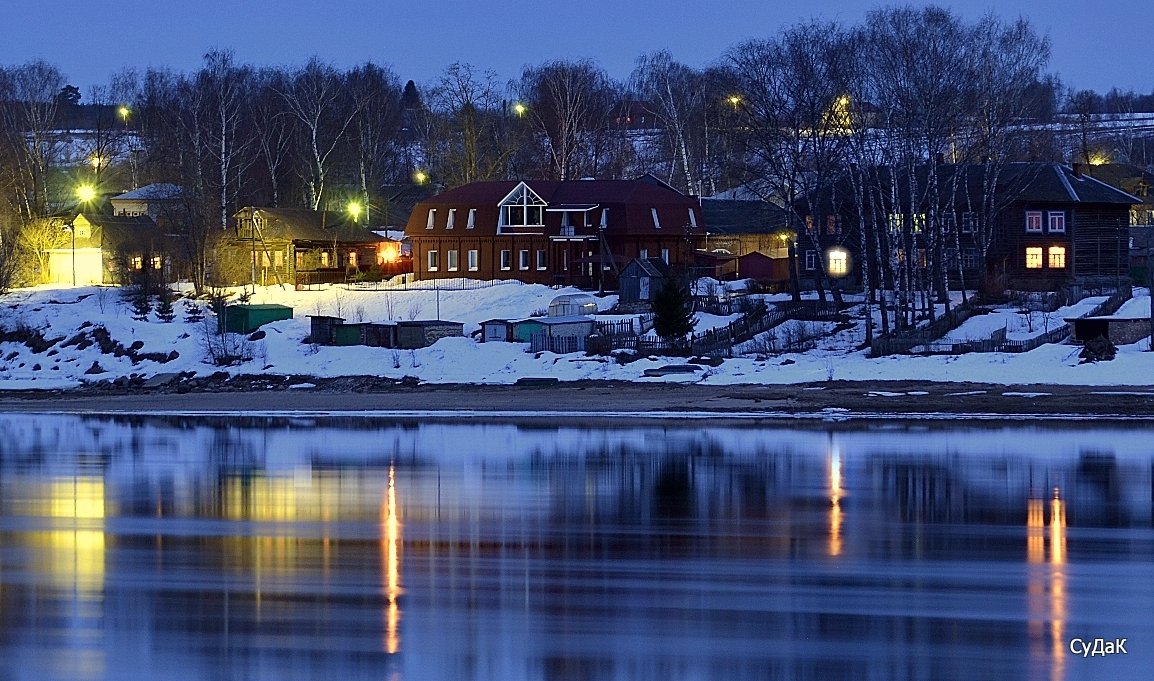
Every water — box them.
[0,414,1150,681]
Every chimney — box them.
[1072,162,1083,178]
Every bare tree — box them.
[346,62,403,221]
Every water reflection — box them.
[0,415,1151,680]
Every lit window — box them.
[1026,211,1043,233]
[131,256,143,270]
[426,208,436,229]
[500,250,511,271]
[467,249,479,271]
[805,250,817,271]
[911,214,925,233]
[887,213,903,234]
[348,251,358,268]
[1048,211,1065,233]
[446,208,456,229]
[1048,246,1066,269]
[651,207,662,229]
[447,249,458,271]
[1025,247,1043,269]
[427,249,439,271]
[828,250,848,276]
[321,251,330,267]
[151,256,162,270]
[501,185,546,227]
[518,249,530,270]
[274,250,284,267]
[536,249,547,270]
[466,208,476,229]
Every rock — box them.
[84,361,106,375]
[400,375,421,388]
[129,340,145,351]
[248,329,266,341]
[32,364,41,371]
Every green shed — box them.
[221,304,294,333]
[333,322,365,346]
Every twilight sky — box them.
[7,0,1152,97]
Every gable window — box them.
[446,208,456,230]
[466,208,476,229]
[501,184,546,228]
[426,208,436,229]
[688,209,698,229]
[805,250,817,271]
[500,249,512,270]
[467,249,479,271]
[427,249,439,271]
[961,212,978,233]
[1025,247,1043,269]
[1025,211,1043,233]
[1048,246,1066,269]
[518,249,530,270]
[536,249,547,270]
[651,207,662,229]
[1048,211,1066,233]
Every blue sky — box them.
[8,0,1152,96]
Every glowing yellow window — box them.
[828,249,848,276]
[1048,246,1066,269]
[1025,247,1043,269]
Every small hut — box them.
[618,257,674,307]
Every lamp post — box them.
[72,184,97,286]
[63,224,76,286]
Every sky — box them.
[4,0,1153,97]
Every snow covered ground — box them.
[1,280,1153,390]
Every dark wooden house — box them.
[405,175,703,290]
[618,257,675,307]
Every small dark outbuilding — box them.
[618,257,675,307]
[394,320,464,349]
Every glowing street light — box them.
[413,170,428,185]
[76,184,97,204]
[512,102,527,117]
[727,95,742,110]
[118,105,130,123]
[347,200,364,223]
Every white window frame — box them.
[500,249,512,271]
[466,208,476,229]
[961,211,978,233]
[446,208,456,230]
[1048,211,1066,233]
[536,249,547,270]
[427,249,440,271]
[805,250,817,271]
[651,207,662,229]
[500,184,546,228]
[1048,245,1066,269]
[1025,210,1043,233]
[426,208,436,229]
[639,248,648,260]
[518,249,530,270]
[467,249,479,272]
[447,249,458,271]
[1025,246,1043,269]
[688,208,698,229]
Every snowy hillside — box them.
[2,281,1154,389]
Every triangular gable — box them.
[498,181,548,208]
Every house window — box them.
[501,185,546,227]
[805,250,817,270]
[466,208,476,229]
[911,214,925,233]
[348,251,358,268]
[651,207,662,229]
[295,251,303,268]
[446,208,456,229]
[1048,246,1066,269]
[130,256,143,270]
[447,249,458,271]
[426,208,436,229]
[961,212,978,233]
[661,248,670,264]
[640,248,648,260]
[1025,247,1043,269]
[961,248,980,269]
[261,252,271,267]
[805,215,816,235]
[468,249,479,272]
[536,249,547,270]
[688,209,698,229]
[828,250,848,276]
[151,256,162,270]
[1026,211,1043,233]
[320,251,330,267]
[500,249,512,270]
[942,213,956,233]
[1048,211,1066,233]
[518,249,530,270]
[826,215,840,235]
[274,250,284,267]
[427,249,439,271]
[887,213,903,234]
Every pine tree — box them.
[130,286,151,321]
[156,289,176,322]
[652,278,697,352]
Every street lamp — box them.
[413,170,428,185]
[347,200,364,223]
[118,105,130,124]
[512,102,527,117]
[62,224,76,286]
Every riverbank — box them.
[4,378,1154,419]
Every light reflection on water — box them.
[0,415,1151,681]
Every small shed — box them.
[308,315,346,345]
[548,293,599,317]
[1067,316,1151,345]
[479,319,514,343]
[395,320,464,349]
[619,257,674,306]
[222,304,293,334]
[512,316,595,342]
[735,251,790,284]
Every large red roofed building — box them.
[404,175,704,289]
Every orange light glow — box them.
[828,444,843,557]
[377,241,400,265]
[382,465,402,654]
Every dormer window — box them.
[466,208,476,229]
[426,208,436,229]
[651,208,662,229]
[446,208,456,229]
[499,183,546,229]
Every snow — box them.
[4,280,1154,389]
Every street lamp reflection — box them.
[828,443,843,557]
[1026,488,1067,681]
[382,465,402,654]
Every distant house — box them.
[46,213,169,285]
[225,207,387,287]
[1086,164,1154,227]
[110,183,184,219]
[405,175,704,289]
[698,195,796,285]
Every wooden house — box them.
[47,213,171,285]
[405,175,703,290]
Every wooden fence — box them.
[869,299,980,357]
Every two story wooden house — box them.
[404,175,704,289]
